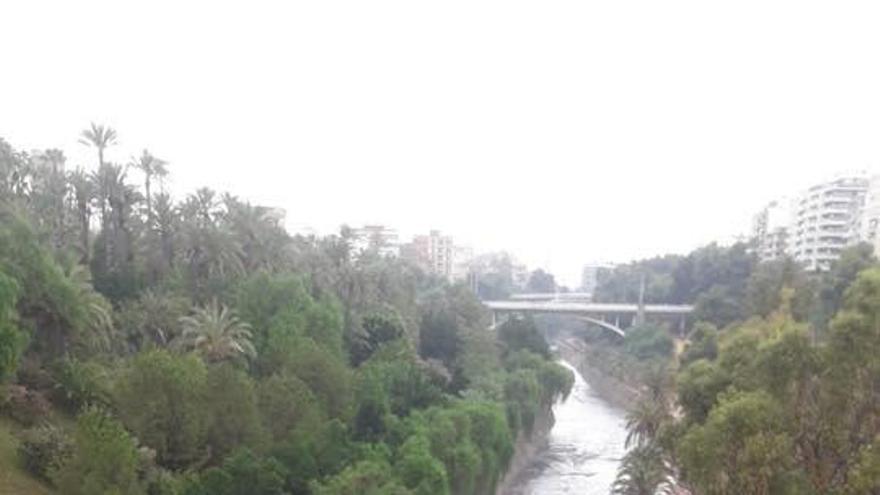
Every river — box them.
[507,361,629,495]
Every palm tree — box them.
[68,168,94,263]
[175,300,255,362]
[57,255,114,354]
[131,149,167,224]
[79,123,117,168]
[625,399,670,448]
[612,445,673,495]
[90,163,138,272]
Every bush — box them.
[257,372,321,440]
[183,449,288,495]
[19,423,72,481]
[497,316,549,358]
[114,350,208,469]
[1,384,51,426]
[311,459,412,495]
[52,407,145,495]
[203,364,264,462]
[15,356,54,392]
[52,359,113,413]
[0,271,25,382]
[622,324,674,360]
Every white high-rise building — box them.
[352,225,400,257]
[790,176,868,271]
[859,175,880,255]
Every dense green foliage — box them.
[599,242,880,494]
[0,131,573,494]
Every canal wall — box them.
[557,338,641,411]
[495,406,554,495]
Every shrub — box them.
[1,384,51,426]
[52,359,113,413]
[0,271,25,382]
[203,364,264,462]
[622,324,674,360]
[52,407,145,495]
[114,350,208,469]
[19,423,72,481]
[497,316,549,358]
[183,449,288,495]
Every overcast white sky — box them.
[3,1,880,286]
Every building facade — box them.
[401,230,454,279]
[752,198,792,262]
[352,225,400,257]
[859,175,880,255]
[580,262,615,296]
[790,176,868,271]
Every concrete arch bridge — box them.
[484,300,694,337]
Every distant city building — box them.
[352,225,399,257]
[580,262,615,296]
[790,176,867,271]
[859,174,880,255]
[752,198,792,262]
[752,175,876,271]
[402,230,454,279]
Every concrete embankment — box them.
[495,406,554,495]
[556,338,642,410]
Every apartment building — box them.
[752,175,880,271]
[401,230,454,279]
[789,176,868,271]
[352,225,400,257]
[752,198,792,262]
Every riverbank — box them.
[556,337,642,410]
[495,406,554,495]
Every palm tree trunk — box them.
[79,205,90,264]
[145,174,152,225]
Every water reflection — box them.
[508,361,628,495]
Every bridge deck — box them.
[484,300,693,315]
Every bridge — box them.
[484,300,694,337]
[509,292,593,303]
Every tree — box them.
[680,322,718,365]
[68,168,95,263]
[0,271,25,381]
[52,407,144,495]
[497,316,549,358]
[187,449,288,495]
[526,269,556,293]
[352,308,405,366]
[78,123,117,168]
[624,399,669,449]
[693,284,744,327]
[677,391,799,494]
[131,149,167,225]
[815,243,876,331]
[176,300,256,363]
[311,459,412,495]
[612,445,672,495]
[203,364,264,462]
[114,350,208,469]
[256,372,321,439]
[419,310,462,367]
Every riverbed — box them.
[505,361,628,495]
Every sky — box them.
[2,1,880,287]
